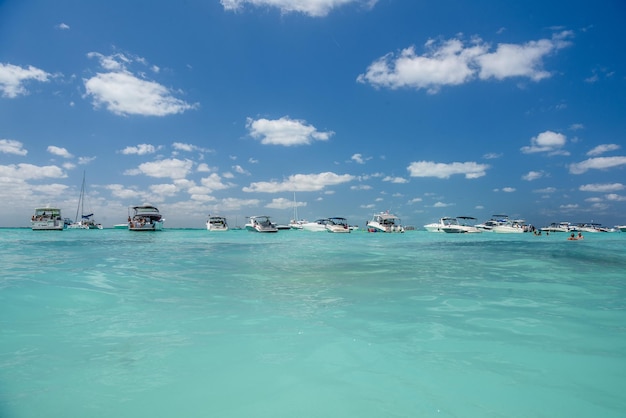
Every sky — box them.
[1,0,626,229]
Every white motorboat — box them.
[31,207,64,230]
[301,218,330,232]
[206,215,229,231]
[245,216,278,233]
[424,217,459,233]
[571,223,609,233]
[67,172,103,229]
[366,212,405,233]
[128,205,164,231]
[476,215,510,232]
[325,217,351,233]
[492,219,527,234]
[443,216,481,233]
[540,222,572,233]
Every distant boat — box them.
[206,215,229,231]
[617,225,626,232]
[476,215,510,232]
[289,193,306,229]
[325,217,350,233]
[540,222,572,233]
[67,171,103,230]
[366,212,405,233]
[31,207,64,231]
[492,219,527,234]
[245,216,278,233]
[128,205,164,231]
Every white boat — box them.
[366,212,405,233]
[325,217,351,233]
[424,217,458,232]
[443,216,481,233]
[540,222,572,233]
[67,172,103,229]
[492,219,527,234]
[31,207,64,230]
[128,205,164,231]
[245,216,278,233]
[476,215,510,232]
[571,223,608,233]
[289,192,306,229]
[301,218,330,232]
[206,215,229,231]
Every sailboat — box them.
[289,192,306,229]
[67,171,103,229]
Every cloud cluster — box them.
[357,31,572,93]
[83,52,197,116]
[521,130,568,155]
[0,63,51,98]
[246,116,334,146]
[220,0,376,17]
[243,172,355,192]
[406,161,489,179]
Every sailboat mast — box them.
[74,171,86,223]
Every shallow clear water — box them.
[1,229,625,417]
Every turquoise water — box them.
[1,229,625,417]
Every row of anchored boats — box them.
[208,212,406,233]
[424,215,621,234]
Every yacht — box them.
[128,205,164,231]
[245,216,278,233]
[31,207,64,230]
[325,217,351,233]
[206,215,229,231]
[366,212,405,233]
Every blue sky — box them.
[1,0,625,228]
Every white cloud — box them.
[501,187,516,193]
[520,130,568,155]
[0,163,65,180]
[483,152,502,159]
[522,170,544,181]
[406,161,489,179]
[0,63,51,98]
[533,187,556,193]
[265,197,295,210]
[243,172,355,193]
[172,142,212,153]
[569,156,626,174]
[351,153,368,164]
[586,143,620,156]
[47,146,73,158]
[126,158,194,179]
[220,0,376,17]
[476,32,572,81]
[246,116,334,146]
[84,52,196,117]
[433,201,453,207]
[56,23,70,30]
[0,139,28,156]
[201,173,231,192]
[232,165,250,175]
[120,144,159,155]
[357,31,572,93]
[579,183,624,193]
[383,176,408,184]
[606,193,626,201]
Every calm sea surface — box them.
[1,228,625,417]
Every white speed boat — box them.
[206,215,229,231]
[325,217,350,233]
[492,219,527,234]
[366,212,405,233]
[443,216,481,233]
[245,216,278,233]
[424,217,458,232]
[301,218,330,232]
